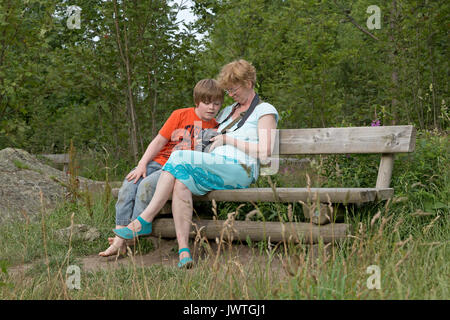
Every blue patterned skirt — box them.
[162,150,254,195]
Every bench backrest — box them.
[276,125,416,154]
[273,125,416,188]
[40,126,417,190]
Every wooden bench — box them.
[41,153,70,173]
[143,125,416,245]
[43,126,417,245]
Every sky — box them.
[173,0,207,40]
[173,0,198,30]
[89,1,199,42]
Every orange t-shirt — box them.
[153,107,218,166]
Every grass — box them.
[1,203,448,299]
[0,131,448,299]
[13,159,31,170]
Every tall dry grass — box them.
[0,131,448,299]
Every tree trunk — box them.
[152,75,157,139]
[428,30,439,130]
[123,31,139,162]
[109,102,120,158]
[389,0,399,125]
[113,0,139,163]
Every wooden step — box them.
[150,218,351,244]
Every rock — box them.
[54,224,100,242]
[83,227,101,242]
[0,148,106,222]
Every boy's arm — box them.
[126,134,168,184]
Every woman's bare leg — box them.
[172,179,194,261]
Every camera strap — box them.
[218,94,262,134]
[234,93,262,132]
[214,102,239,129]
[219,109,243,133]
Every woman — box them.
[113,59,279,268]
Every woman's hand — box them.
[126,163,147,184]
[208,134,231,152]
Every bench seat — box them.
[192,187,394,203]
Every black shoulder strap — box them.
[217,94,263,133]
[233,93,262,132]
[214,102,239,129]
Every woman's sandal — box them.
[177,248,194,269]
[113,216,152,240]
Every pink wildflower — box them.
[371,120,381,127]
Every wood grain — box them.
[112,187,394,203]
[151,218,351,244]
[276,125,416,154]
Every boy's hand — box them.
[126,163,147,184]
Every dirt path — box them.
[9,238,295,276]
[80,238,287,274]
[81,238,180,272]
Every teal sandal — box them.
[177,248,193,269]
[113,216,152,240]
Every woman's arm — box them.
[209,114,277,160]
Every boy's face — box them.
[195,100,222,121]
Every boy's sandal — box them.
[177,248,193,269]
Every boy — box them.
[99,79,223,257]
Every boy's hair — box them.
[217,59,256,89]
[193,79,224,106]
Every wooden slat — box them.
[40,153,70,164]
[192,188,393,203]
[277,125,416,155]
[151,218,351,244]
[110,187,393,203]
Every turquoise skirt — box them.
[162,150,254,196]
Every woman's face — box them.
[225,81,253,105]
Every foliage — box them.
[392,131,449,215]
[192,0,449,130]
[0,0,448,168]
[0,0,203,165]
